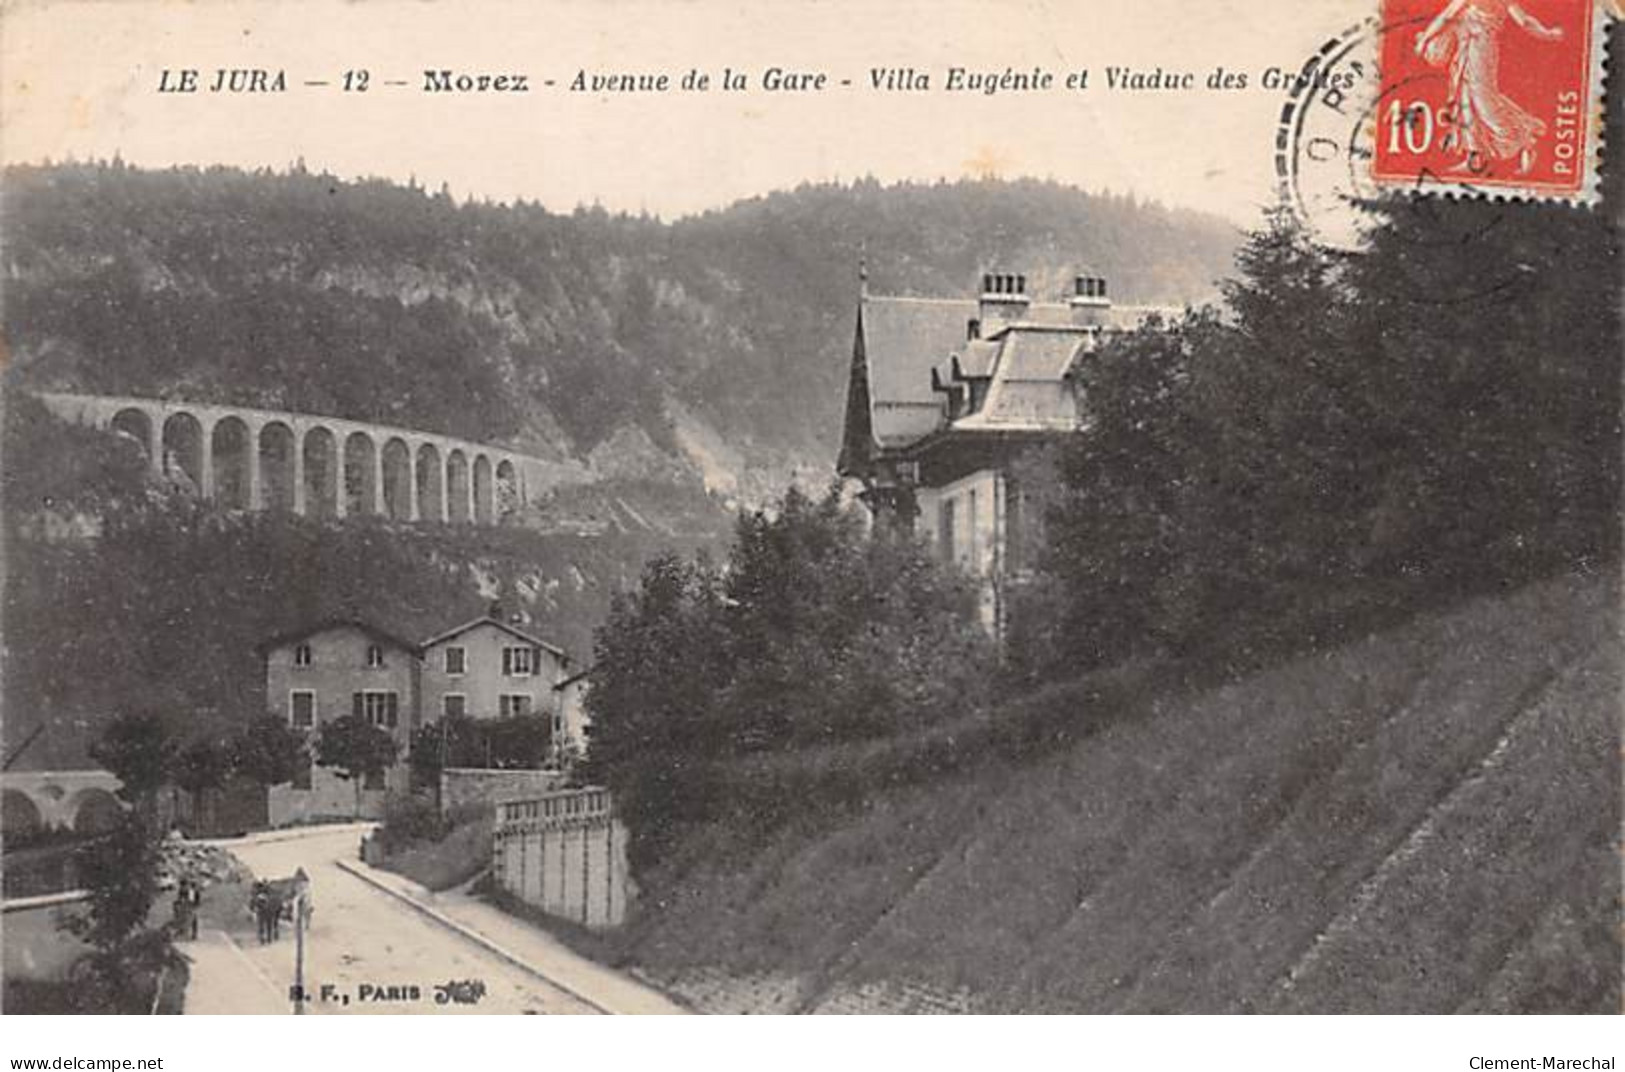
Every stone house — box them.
[259,619,421,822]
[260,612,587,822]
[419,614,573,724]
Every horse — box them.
[250,868,312,943]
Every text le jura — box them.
[158,69,287,93]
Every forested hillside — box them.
[1,162,1237,497]
[0,165,1235,766]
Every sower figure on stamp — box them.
[1414,0,1565,175]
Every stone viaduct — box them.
[1,770,123,838]
[36,391,544,525]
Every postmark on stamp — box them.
[1372,0,1607,203]
[1276,1,1612,249]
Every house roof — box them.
[420,616,568,659]
[954,339,1001,380]
[553,668,592,691]
[840,290,1184,471]
[256,618,421,657]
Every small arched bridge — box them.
[36,391,543,525]
[1,770,124,837]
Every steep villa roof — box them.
[420,615,568,659]
[840,289,1180,473]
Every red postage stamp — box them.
[1372,0,1607,201]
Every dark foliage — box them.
[584,487,995,874]
[87,712,178,813]
[315,716,398,783]
[408,713,553,785]
[1029,186,1621,679]
[231,715,310,788]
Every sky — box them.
[0,0,1378,225]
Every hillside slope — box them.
[611,571,1620,1013]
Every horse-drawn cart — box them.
[250,867,312,943]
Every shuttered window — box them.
[502,646,535,676]
[357,691,399,728]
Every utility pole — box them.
[293,890,307,1016]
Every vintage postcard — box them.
[0,0,1619,1041]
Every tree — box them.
[171,733,234,831]
[482,714,552,770]
[314,716,398,816]
[232,714,309,788]
[89,711,177,820]
[586,487,994,875]
[58,810,179,1012]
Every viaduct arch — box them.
[37,392,538,525]
[0,771,125,838]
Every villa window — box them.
[293,643,312,668]
[502,646,535,677]
[443,694,467,719]
[366,644,385,669]
[500,694,532,717]
[444,646,467,676]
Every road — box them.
[184,825,600,1015]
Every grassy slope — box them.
[617,571,1620,1013]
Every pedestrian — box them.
[251,882,276,944]
[171,877,200,941]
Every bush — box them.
[374,792,447,856]
[377,811,493,892]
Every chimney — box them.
[978,271,1031,336]
[1069,273,1111,325]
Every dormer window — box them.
[366,644,385,669]
[293,644,312,668]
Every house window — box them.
[444,646,467,676]
[289,690,316,729]
[939,498,958,566]
[293,643,312,668]
[366,644,385,668]
[500,694,532,717]
[502,646,535,677]
[443,694,467,719]
[352,690,400,728]
[363,769,386,791]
